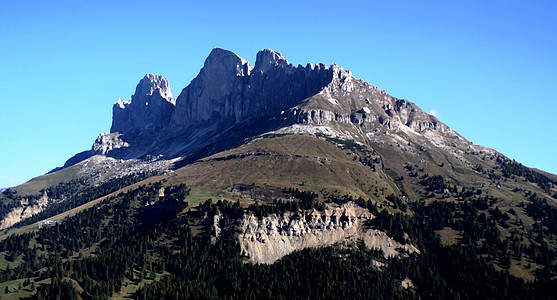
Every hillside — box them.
[0,48,556,299]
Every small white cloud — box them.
[429,109,439,118]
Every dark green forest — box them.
[0,178,555,299]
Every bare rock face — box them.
[0,190,52,230]
[69,47,478,168]
[111,74,175,133]
[284,65,450,135]
[171,48,253,124]
[253,48,289,73]
[237,202,418,264]
[170,48,332,126]
[92,132,129,155]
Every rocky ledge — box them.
[236,202,418,264]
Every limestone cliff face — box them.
[0,191,52,230]
[170,48,253,124]
[237,203,418,264]
[111,74,175,133]
[284,65,450,135]
[106,49,461,151]
[170,48,332,126]
[68,47,477,169]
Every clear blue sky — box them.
[1,0,556,188]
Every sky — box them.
[1,0,556,188]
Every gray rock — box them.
[111,74,175,133]
[171,48,253,125]
[236,202,419,264]
[92,132,129,155]
[76,47,472,164]
[169,48,332,126]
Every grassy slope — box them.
[3,133,554,240]
[0,135,396,247]
[1,164,82,199]
[370,132,557,281]
[165,134,398,204]
[0,133,555,285]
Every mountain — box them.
[0,48,556,299]
[64,48,466,163]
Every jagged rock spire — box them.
[103,47,463,162]
[170,48,331,126]
[254,49,290,73]
[111,74,175,133]
[133,73,174,104]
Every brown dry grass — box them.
[436,227,461,246]
[165,135,398,205]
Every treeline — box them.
[0,183,556,299]
[135,199,408,300]
[0,182,190,298]
[497,156,555,193]
[374,198,555,298]
[0,177,89,222]
[246,188,325,218]
[13,172,154,228]
[526,192,557,235]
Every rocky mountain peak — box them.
[133,74,174,103]
[254,49,290,73]
[203,47,253,78]
[100,47,470,163]
[170,49,253,125]
[110,74,175,133]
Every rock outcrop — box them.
[59,47,484,183]
[283,65,450,135]
[111,74,175,133]
[0,190,52,230]
[102,48,466,161]
[92,133,130,155]
[169,48,334,126]
[237,202,418,264]
[170,48,253,124]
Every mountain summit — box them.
[69,48,472,169]
[111,48,333,132]
[111,74,175,133]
